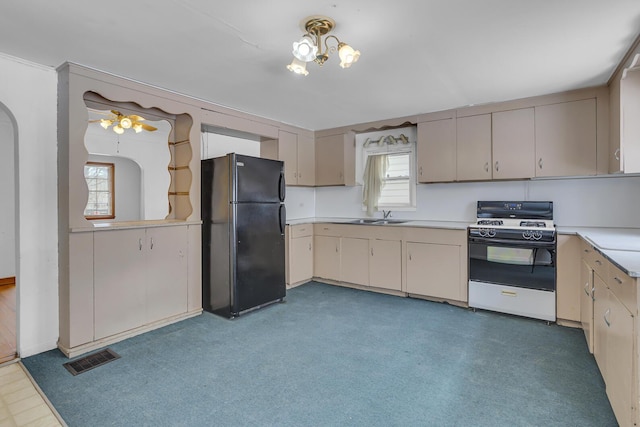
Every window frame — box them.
[362,141,417,212]
[84,161,115,220]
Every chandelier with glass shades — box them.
[287,15,361,76]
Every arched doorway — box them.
[0,104,18,363]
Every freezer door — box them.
[234,154,285,203]
[233,203,285,313]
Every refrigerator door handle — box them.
[279,171,286,202]
[279,204,286,235]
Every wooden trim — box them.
[84,161,116,220]
[168,166,189,171]
[169,139,190,146]
[0,277,15,286]
[168,191,189,196]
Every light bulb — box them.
[120,117,132,129]
[133,123,143,133]
[100,119,111,129]
[287,58,309,76]
[113,125,124,134]
[292,36,317,62]
[338,43,360,68]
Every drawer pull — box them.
[583,249,590,253]
[501,290,517,297]
[595,259,602,265]
[614,277,623,285]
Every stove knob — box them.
[488,229,496,237]
[522,230,532,240]
[533,231,543,240]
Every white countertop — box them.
[287,217,469,230]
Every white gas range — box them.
[468,201,557,322]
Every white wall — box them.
[284,187,315,220]
[0,110,15,278]
[201,132,261,159]
[0,52,58,356]
[315,176,640,228]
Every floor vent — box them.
[63,348,120,376]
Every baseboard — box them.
[0,277,16,286]
[58,309,203,359]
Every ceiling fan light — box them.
[100,119,112,129]
[287,57,309,76]
[338,43,360,68]
[119,117,132,129]
[113,125,124,134]
[133,123,143,133]
[292,36,317,62]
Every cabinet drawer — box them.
[580,239,596,265]
[290,224,313,238]
[608,263,638,314]
[314,223,341,237]
[591,250,607,280]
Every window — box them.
[361,132,416,214]
[84,162,115,220]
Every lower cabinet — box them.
[369,239,402,291]
[341,237,369,286]
[314,235,341,281]
[582,237,637,427]
[94,226,188,340]
[286,225,314,287]
[406,242,462,301]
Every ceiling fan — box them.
[90,109,157,134]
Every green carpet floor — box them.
[23,282,617,426]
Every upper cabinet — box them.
[417,116,456,183]
[534,98,597,177]
[456,114,492,181]
[492,108,535,179]
[619,56,640,173]
[315,133,356,186]
[261,130,315,186]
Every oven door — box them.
[468,236,556,292]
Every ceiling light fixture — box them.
[91,110,158,134]
[287,15,360,76]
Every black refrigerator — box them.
[201,153,286,318]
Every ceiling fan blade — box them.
[111,110,122,116]
[140,123,157,132]
[129,115,146,122]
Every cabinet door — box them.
[492,108,535,179]
[296,134,315,186]
[417,119,456,182]
[406,242,462,301]
[341,237,369,286]
[145,226,188,324]
[369,239,402,291]
[315,134,345,186]
[556,234,581,322]
[314,235,341,281]
[534,99,597,177]
[456,114,492,181]
[289,236,313,285]
[580,260,594,353]
[592,273,608,378]
[605,290,635,427]
[94,228,146,339]
[278,130,298,184]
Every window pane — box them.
[84,162,114,219]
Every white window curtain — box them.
[362,154,388,216]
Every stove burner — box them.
[478,220,504,226]
[520,221,546,228]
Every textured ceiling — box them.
[1,1,639,130]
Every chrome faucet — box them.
[383,210,392,219]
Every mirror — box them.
[84,104,172,222]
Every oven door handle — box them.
[468,237,556,249]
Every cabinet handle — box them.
[150,237,154,250]
[294,172,298,178]
[484,162,489,172]
[615,148,620,161]
[604,308,611,327]
[591,285,595,301]
[614,276,623,284]
[419,166,423,176]
[308,243,312,251]
[594,259,602,266]
[583,248,590,253]
[335,245,339,253]
[583,282,590,296]
[339,172,343,179]
[409,252,412,261]
[538,158,543,169]
[495,161,499,172]
[371,248,374,256]
[139,238,143,251]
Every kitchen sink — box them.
[373,219,408,225]
[349,219,380,224]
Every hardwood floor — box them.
[0,281,17,363]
